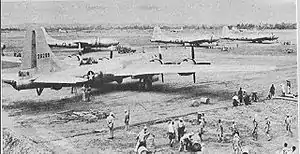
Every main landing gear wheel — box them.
[36,88,44,96]
[139,77,152,91]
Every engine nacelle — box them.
[14,79,36,91]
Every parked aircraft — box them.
[2,26,210,96]
[150,26,219,47]
[221,26,279,43]
[1,43,22,68]
[41,27,119,53]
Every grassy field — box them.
[1,29,298,154]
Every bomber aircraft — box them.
[2,26,274,96]
[221,26,279,43]
[150,26,219,47]
[41,27,119,53]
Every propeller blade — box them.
[161,73,164,83]
[110,50,113,59]
[191,46,195,59]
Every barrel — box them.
[200,97,210,104]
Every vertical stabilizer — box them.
[152,26,163,40]
[21,26,64,74]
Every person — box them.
[87,85,92,101]
[282,143,289,154]
[231,121,239,136]
[280,84,286,96]
[238,87,243,104]
[232,93,239,106]
[265,116,271,141]
[198,119,205,141]
[135,126,150,152]
[217,119,224,142]
[269,84,275,98]
[177,118,186,141]
[284,114,293,137]
[167,120,176,147]
[291,146,297,154]
[286,80,291,94]
[81,85,87,101]
[178,132,193,152]
[232,133,241,154]
[244,94,251,105]
[252,117,258,140]
[124,110,130,131]
[106,112,115,139]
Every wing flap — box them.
[34,75,87,84]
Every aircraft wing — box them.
[34,74,88,84]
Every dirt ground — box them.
[1,29,298,154]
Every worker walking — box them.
[284,114,293,137]
[106,112,115,139]
[264,117,271,141]
[269,84,275,99]
[87,85,92,102]
[217,119,224,142]
[124,110,130,131]
[282,143,289,154]
[198,119,205,141]
[252,117,258,140]
[167,120,176,147]
[135,126,150,152]
[231,121,239,136]
[177,118,186,141]
[232,133,241,154]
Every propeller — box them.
[158,45,162,60]
[110,50,113,59]
[161,74,164,83]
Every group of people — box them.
[282,143,297,154]
[232,87,255,106]
[268,80,292,99]
[81,84,92,102]
[166,118,188,149]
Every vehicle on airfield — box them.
[41,27,120,53]
[150,26,219,47]
[221,26,279,43]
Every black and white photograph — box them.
[1,0,298,153]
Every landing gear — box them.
[116,78,123,84]
[138,76,153,91]
[71,87,77,94]
[36,88,44,96]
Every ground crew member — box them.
[265,116,271,141]
[232,133,241,154]
[178,132,193,152]
[291,146,297,154]
[269,84,275,99]
[282,143,289,154]
[177,118,185,141]
[232,93,239,106]
[231,121,239,136]
[198,119,205,141]
[124,110,130,131]
[286,80,291,94]
[280,84,286,96]
[252,117,258,140]
[81,85,87,101]
[284,114,293,137]
[167,120,176,147]
[217,119,224,142]
[87,85,92,101]
[135,126,150,152]
[106,112,115,139]
[238,87,243,104]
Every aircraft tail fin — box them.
[41,27,57,43]
[21,26,64,73]
[152,26,164,40]
[221,26,230,38]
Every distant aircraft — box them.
[170,27,184,33]
[41,27,119,53]
[1,43,22,68]
[58,28,68,33]
[2,26,213,96]
[150,26,219,47]
[221,26,279,43]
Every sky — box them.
[1,0,297,26]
